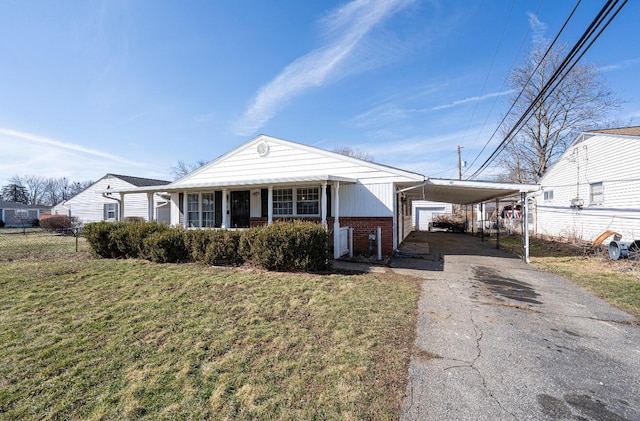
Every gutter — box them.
[395,178,429,194]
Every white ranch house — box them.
[534,126,640,243]
[109,135,538,259]
[52,174,171,224]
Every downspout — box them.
[102,193,122,219]
[155,195,170,221]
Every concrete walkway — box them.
[372,232,639,420]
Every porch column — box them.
[333,182,340,259]
[321,182,327,229]
[221,190,228,229]
[267,186,273,225]
[182,191,188,228]
[119,193,125,221]
[198,193,203,228]
[147,192,154,221]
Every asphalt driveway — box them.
[392,232,640,420]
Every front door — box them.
[230,191,250,228]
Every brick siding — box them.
[249,216,395,256]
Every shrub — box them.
[0,219,4,228]
[204,230,243,266]
[84,222,119,258]
[143,229,189,263]
[238,227,261,261]
[32,219,40,227]
[241,221,329,271]
[84,221,170,259]
[40,215,73,230]
[183,229,215,262]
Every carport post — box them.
[522,192,531,264]
[480,203,484,242]
[495,198,500,249]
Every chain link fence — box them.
[0,228,88,261]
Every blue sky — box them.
[1,0,639,185]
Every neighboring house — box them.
[52,174,171,224]
[535,126,640,243]
[0,201,50,227]
[109,135,538,258]
[412,200,453,231]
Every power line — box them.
[466,0,545,153]
[467,0,627,179]
[464,0,584,178]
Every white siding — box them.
[52,175,166,224]
[339,183,395,217]
[535,133,640,242]
[172,136,422,187]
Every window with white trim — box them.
[273,188,293,215]
[590,182,603,205]
[297,187,319,215]
[202,193,215,227]
[272,187,321,216]
[543,190,554,200]
[187,194,200,227]
[104,203,118,220]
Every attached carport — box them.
[397,178,539,262]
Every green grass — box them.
[0,231,88,261]
[497,235,640,319]
[0,257,419,419]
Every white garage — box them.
[412,201,453,231]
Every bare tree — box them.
[333,146,375,162]
[4,175,94,206]
[170,160,207,180]
[498,43,623,182]
[10,175,46,205]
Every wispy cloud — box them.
[349,104,408,127]
[0,127,147,168]
[232,0,413,136]
[598,57,640,72]
[527,12,547,45]
[348,89,513,128]
[430,89,514,111]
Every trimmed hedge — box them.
[143,230,189,263]
[84,221,170,259]
[240,221,329,272]
[84,220,329,272]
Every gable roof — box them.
[106,173,170,187]
[587,126,640,137]
[168,134,425,188]
[0,200,49,209]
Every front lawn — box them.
[495,235,640,319]
[0,257,419,419]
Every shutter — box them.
[326,186,332,218]
[115,203,119,221]
[103,204,107,221]
[261,189,268,218]
[214,191,222,227]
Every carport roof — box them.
[399,178,539,205]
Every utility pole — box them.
[457,145,464,180]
